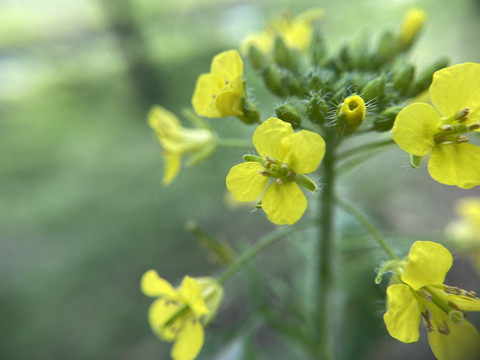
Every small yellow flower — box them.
[192,50,245,118]
[141,270,223,360]
[226,117,325,225]
[241,9,324,55]
[392,63,480,189]
[399,8,427,49]
[337,94,366,134]
[383,241,480,360]
[446,197,480,272]
[148,106,216,185]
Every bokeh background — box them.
[2,0,480,359]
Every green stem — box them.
[314,130,336,360]
[217,220,316,285]
[335,197,398,260]
[337,138,395,161]
[217,138,253,148]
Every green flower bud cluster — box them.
[245,16,449,135]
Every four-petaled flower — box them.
[241,9,324,55]
[192,50,245,118]
[383,241,480,360]
[226,117,325,225]
[148,106,216,185]
[392,63,480,189]
[141,270,223,360]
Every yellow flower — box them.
[392,63,480,189]
[148,106,216,185]
[398,8,427,49]
[241,9,324,55]
[226,117,325,225]
[446,197,480,272]
[141,270,223,360]
[337,94,366,134]
[383,241,480,360]
[192,50,245,118]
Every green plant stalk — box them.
[335,197,398,260]
[314,130,336,360]
[217,220,316,285]
[217,138,253,148]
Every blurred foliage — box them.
[1,0,480,359]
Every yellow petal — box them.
[226,162,268,202]
[148,106,181,132]
[163,152,181,186]
[430,63,480,119]
[448,294,480,312]
[401,241,452,290]
[210,50,243,82]
[148,298,182,341]
[428,307,480,360]
[178,276,209,317]
[171,317,204,360]
[262,181,307,225]
[253,117,293,160]
[192,73,224,118]
[429,143,480,189]
[215,90,243,117]
[141,270,177,298]
[281,130,325,174]
[392,103,440,156]
[383,284,422,343]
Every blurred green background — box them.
[1,0,480,359]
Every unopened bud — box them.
[374,106,403,132]
[262,65,288,97]
[392,63,415,94]
[237,97,260,125]
[398,8,427,51]
[274,36,297,71]
[410,57,449,97]
[248,45,267,71]
[362,75,386,102]
[307,92,330,124]
[275,104,302,128]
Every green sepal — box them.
[375,259,400,284]
[392,62,415,94]
[243,154,266,166]
[409,57,449,97]
[295,173,317,192]
[275,103,302,128]
[248,45,267,72]
[362,75,386,102]
[274,36,297,71]
[410,154,423,169]
[237,96,260,125]
[373,106,403,132]
[307,92,329,124]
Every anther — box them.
[468,123,480,131]
[265,156,277,164]
[438,321,450,335]
[421,312,434,332]
[439,124,453,131]
[281,163,289,170]
[286,171,296,180]
[258,170,270,177]
[276,178,284,185]
[224,79,230,85]
[419,288,433,302]
[455,108,470,121]
[455,136,469,143]
[434,135,448,144]
[211,94,217,99]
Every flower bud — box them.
[307,92,329,124]
[248,45,267,71]
[237,97,260,124]
[376,31,397,64]
[398,8,427,51]
[262,65,288,97]
[274,36,297,71]
[409,57,449,97]
[362,75,386,102]
[374,106,403,132]
[392,63,415,94]
[336,94,366,135]
[275,103,302,128]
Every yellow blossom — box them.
[192,50,245,118]
[141,270,223,360]
[337,94,366,134]
[383,241,480,360]
[446,197,480,272]
[399,8,427,50]
[148,106,216,185]
[226,117,325,225]
[241,9,324,55]
[392,63,480,189]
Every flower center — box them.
[434,108,480,144]
[258,155,297,185]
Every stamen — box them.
[455,108,470,122]
[419,288,433,302]
[438,321,450,335]
[468,123,480,131]
[276,178,284,185]
[224,79,230,85]
[265,155,277,164]
[258,170,270,177]
[439,124,453,131]
[434,135,448,144]
[281,163,289,170]
[455,136,469,143]
[211,94,217,99]
[286,171,296,180]
[421,312,434,332]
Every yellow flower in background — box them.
[141,270,223,360]
[392,63,480,189]
[398,8,427,49]
[241,9,324,55]
[192,50,245,118]
[383,241,480,360]
[226,117,325,225]
[148,106,216,185]
[446,197,480,272]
